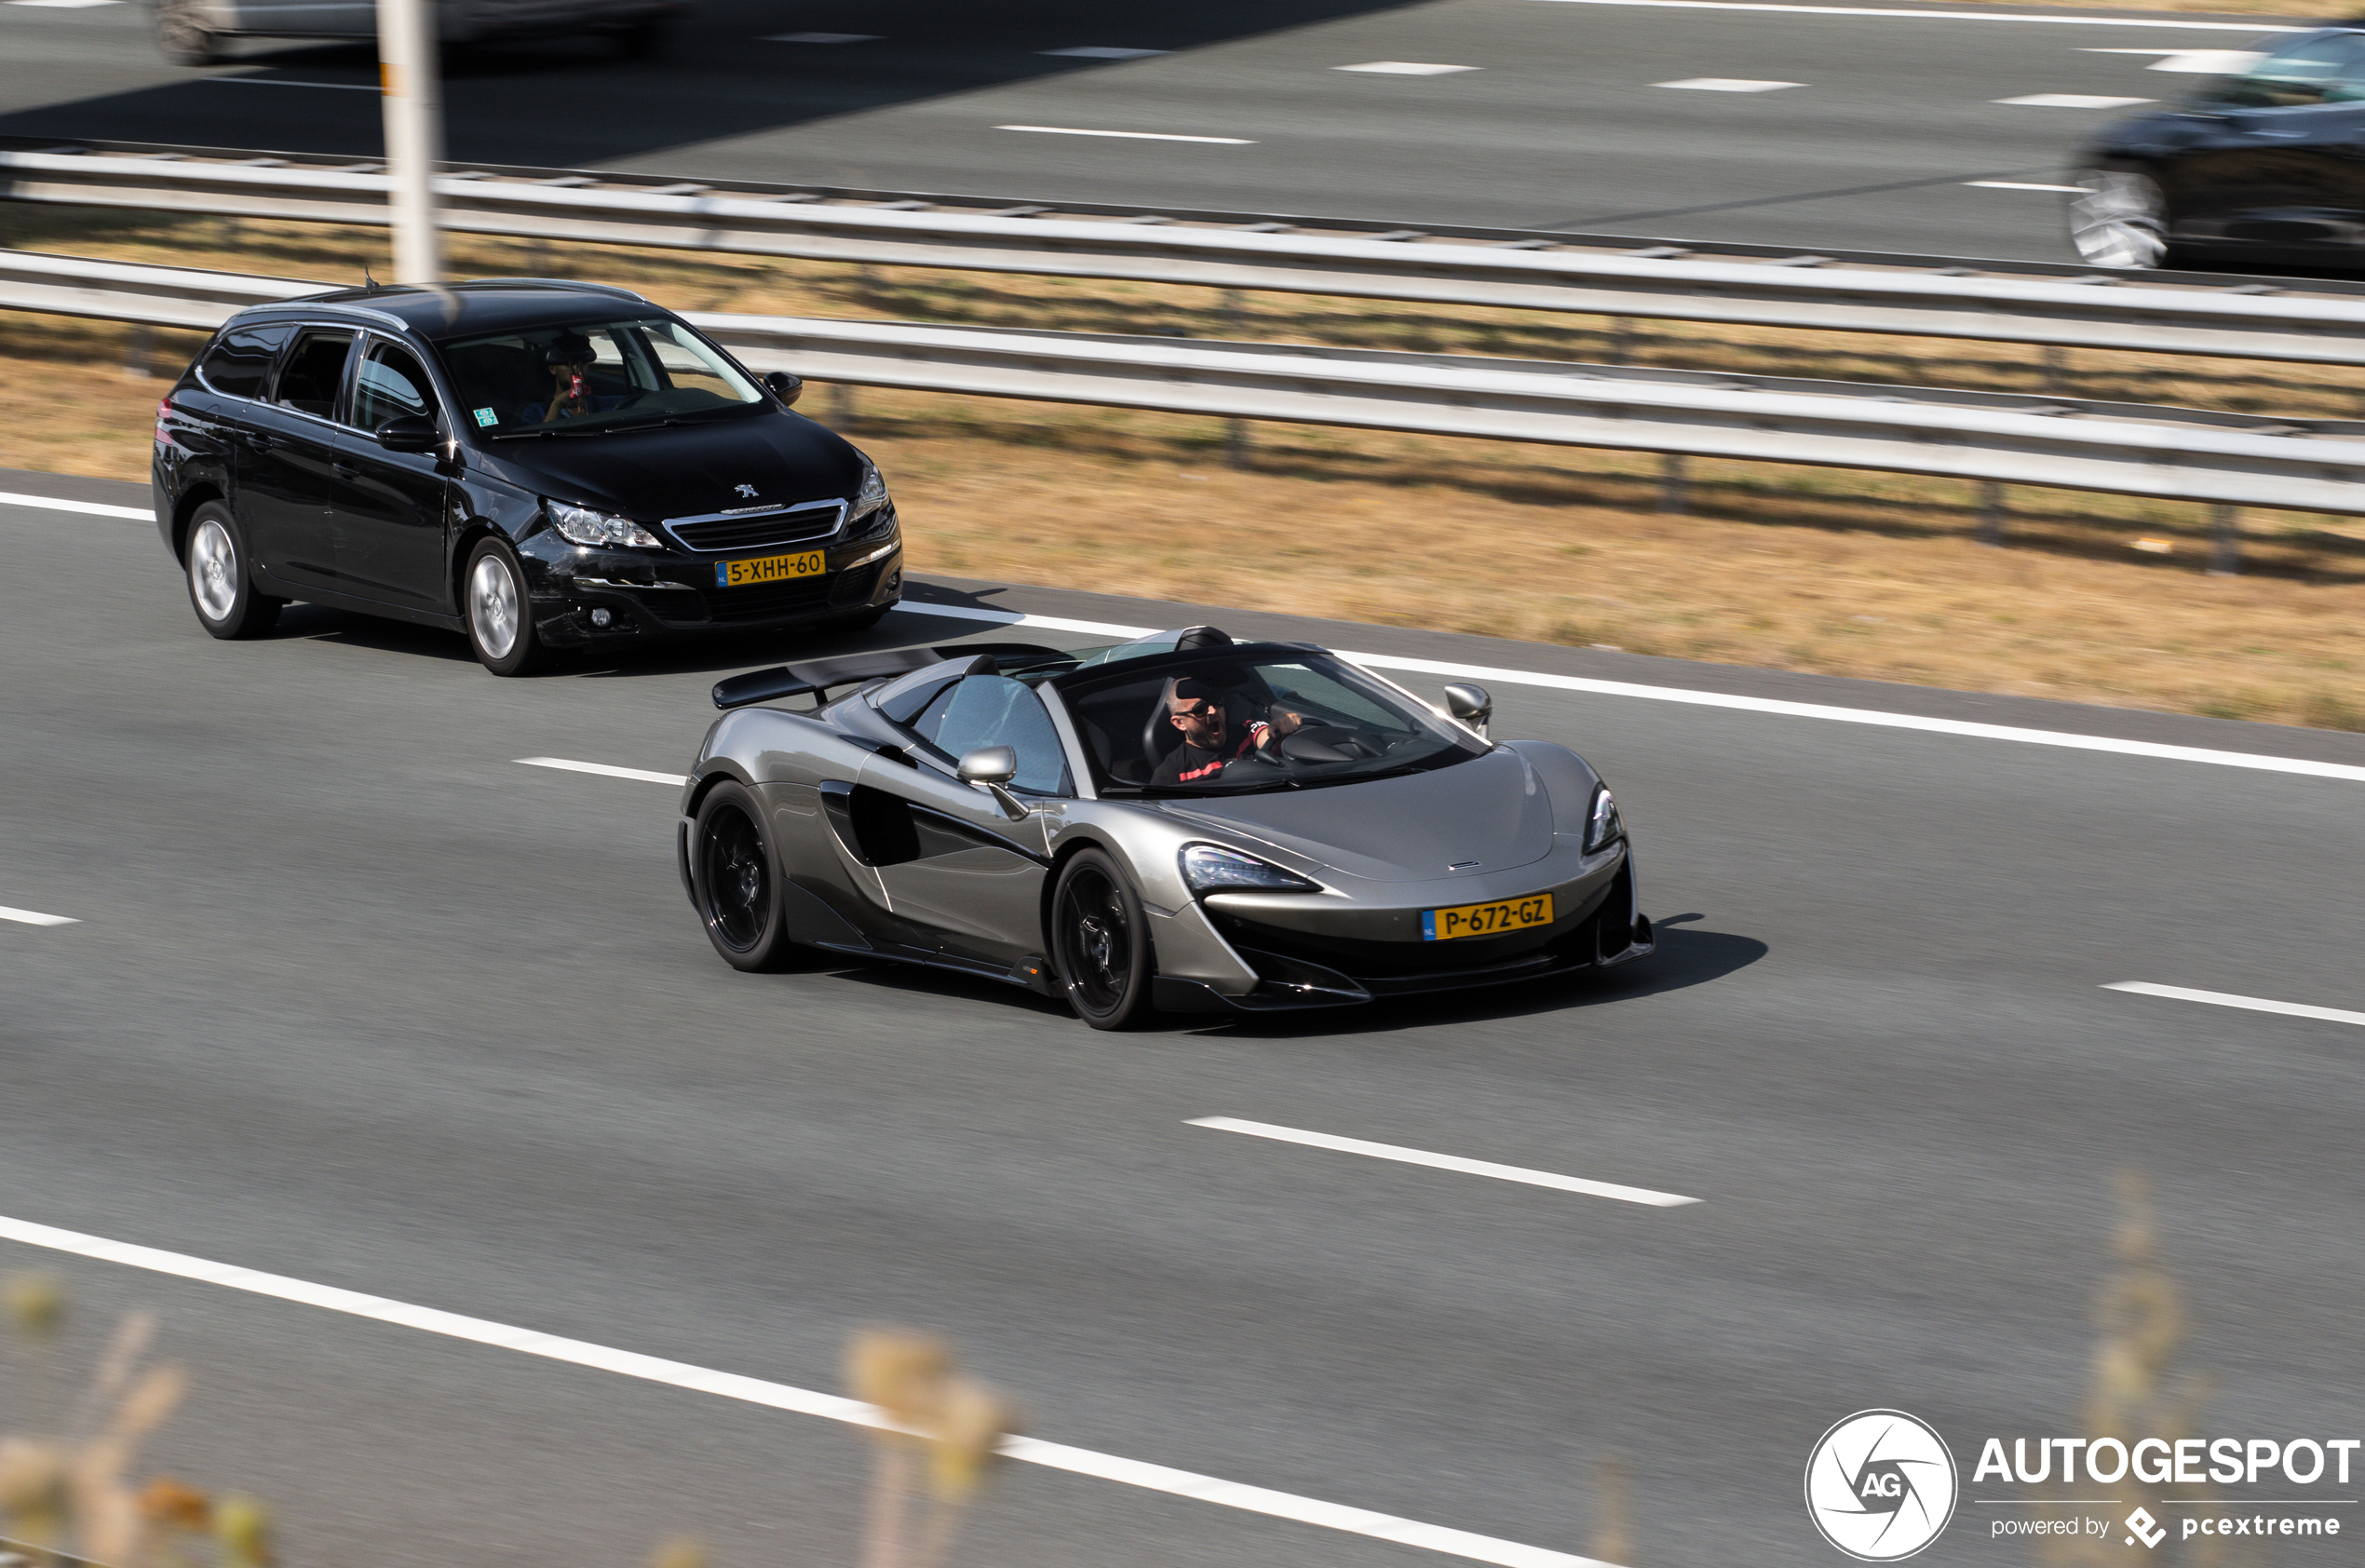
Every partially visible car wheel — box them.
[184,503,282,640]
[689,780,801,971]
[462,536,547,676]
[1050,847,1155,1030]
[153,0,221,64]
[2070,170,2169,269]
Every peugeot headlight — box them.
[1584,785,1625,853]
[548,501,662,550]
[846,458,891,527]
[1180,843,1318,895]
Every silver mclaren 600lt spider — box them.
[678,626,1652,1027]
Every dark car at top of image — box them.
[678,627,1653,1029]
[2070,25,2365,271]
[153,278,902,675]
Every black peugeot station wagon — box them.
[152,278,902,675]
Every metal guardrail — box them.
[5,250,2361,520]
[8,142,2365,368]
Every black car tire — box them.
[153,0,221,64]
[462,536,547,677]
[1050,847,1155,1030]
[690,780,801,971]
[183,503,282,640]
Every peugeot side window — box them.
[274,330,357,421]
[195,323,296,401]
[351,341,439,432]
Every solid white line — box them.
[1190,1118,1698,1207]
[996,125,1254,143]
[1520,0,2297,31]
[0,1211,1615,1568]
[1338,61,1480,74]
[516,757,689,787]
[0,490,153,521]
[1996,92,2152,107]
[7,0,122,9]
[1966,180,2084,192]
[1654,77,1802,90]
[2102,981,2365,1029]
[899,602,2365,784]
[203,75,379,89]
[0,905,78,926]
[1041,46,1168,59]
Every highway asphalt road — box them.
[0,0,2315,263]
[4,466,2363,1564]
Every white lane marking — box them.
[899,602,2365,784]
[1338,61,1480,74]
[2083,47,2263,73]
[1966,180,2085,192]
[1995,92,2153,107]
[2103,981,2365,1029]
[517,757,689,787]
[1189,1117,1698,1208]
[1522,0,2299,32]
[764,31,880,42]
[1042,46,1167,59]
[0,490,152,520]
[7,1,121,9]
[1654,76,1801,90]
[0,905,78,926]
[0,1211,1616,1568]
[203,75,379,89]
[996,125,1254,143]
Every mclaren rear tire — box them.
[690,780,802,972]
[1050,847,1155,1030]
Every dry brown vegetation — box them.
[1,204,2359,729]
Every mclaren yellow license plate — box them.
[1422,893,1554,941]
[716,549,826,588]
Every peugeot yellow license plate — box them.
[717,549,826,588]
[1422,893,1554,941]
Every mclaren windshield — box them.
[1057,645,1490,796]
[438,317,765,437]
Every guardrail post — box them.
[122,325,154,380]
[2043,345,2067,396]
[1222,289,1251,468]
[1979,481,2007,547]
[377,0,443,283]
[831,382,858,429]
[1658,453,1687,514]
[1609,316,1634,366]
[2209,504,2242,575]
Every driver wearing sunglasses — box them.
[1152,675,1304,786]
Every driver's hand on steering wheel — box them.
[1262,709,1306,746]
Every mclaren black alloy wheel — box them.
[183,502,283,640]
[691,781,800,971]
[1050,848,1154,1030]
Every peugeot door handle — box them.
[332,460,361,477]
[242,432,273,452]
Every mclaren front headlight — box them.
[548,501,663,550]
[1584,785,1625,853]
[1180,843,1319,895]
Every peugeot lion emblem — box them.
[734,483,760,499]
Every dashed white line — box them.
[763,31,879,42]
[202,75,379,89]
[996,125,1254,143]
[1995,92,2152,107]
[1338,61,1480,74]
[1041,46,1167,59]
[0,905,78,926]
[1522,0,2299,31]
[516,757,688,787]
[1655,76,1801,90]
[1966,180,2085,192]
[1189,1117,1698,1208]
[2082,47,2264,73]
[2102,981,2365,1029]
[0,1210,1616,1568]
[0,490,152,520]
[900,602,2365,785]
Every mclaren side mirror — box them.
[957,746,1029,820]
[375,413,439,453]
[1443,683,1493,737]
[763,370,804,406]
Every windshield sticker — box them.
[473,407,498,427]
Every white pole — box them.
[377,0,443,284]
